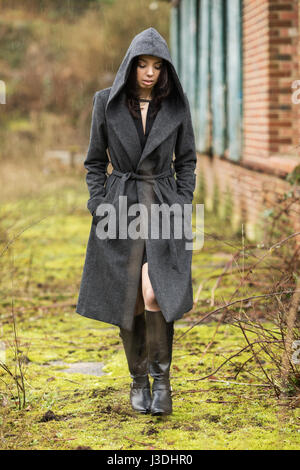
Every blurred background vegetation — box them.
[0,0,170,198]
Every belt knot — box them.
[105,166,182,273]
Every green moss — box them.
[1,314,300,450]
[1,319,300,450]
[0,175,299,450]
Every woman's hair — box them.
[124,56,175,119]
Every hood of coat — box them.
[105,27,185,112]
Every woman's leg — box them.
[119,271,150,414]
[141,261,174,416]
[141,262,161,311]
[119,312,151,414]
[118,250,151,414]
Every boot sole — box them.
[151,410,172,416]
[132,406,151,414]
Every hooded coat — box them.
[76,27,197,331]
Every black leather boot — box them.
[119,312,151,414]
[145,310,174,416]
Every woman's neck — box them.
[138,91,153,100]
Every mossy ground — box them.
[0,173,299,450]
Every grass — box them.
[0,170,300,450]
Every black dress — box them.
[131,99,157,266]
[132,99,157,152]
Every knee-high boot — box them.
[145,310,174,415]
[119,312,151,414]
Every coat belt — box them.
[108,167,182,273]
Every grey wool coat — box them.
[76,27,197,331]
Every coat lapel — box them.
[106,90,184,172]
[106,91,142,171]
[136,96,184,171]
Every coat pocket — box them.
[92,175,118,226]
[104,173,117,195]
[167,176,185,206]
[167,176,178,201]
[168,175,177,192]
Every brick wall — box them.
[196,153,300,242]
[196,0,300,243]
[243,0,299,161]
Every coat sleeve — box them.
[84,91,109,216]
[174,93,197,204]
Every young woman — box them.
[76,27,197,416]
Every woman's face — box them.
[136,55,162,95]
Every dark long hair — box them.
[124,56,175,119]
